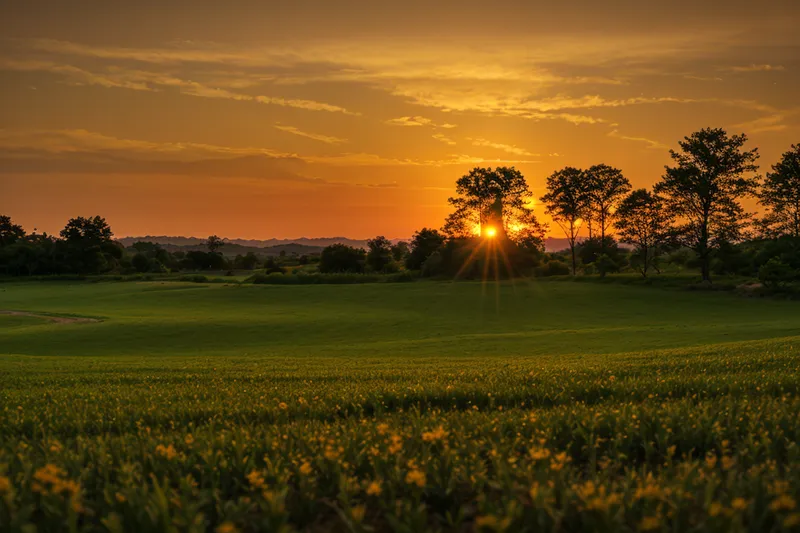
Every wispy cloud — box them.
[724,64,785,73]
[607,129,669,150]
[469,137,538,156]
[274,125,347,144]
[385,116,434,127]
[431,133,456,146]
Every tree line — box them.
[2,127,799,287]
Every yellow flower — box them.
[216,522,239,533]
[784,514,800,528]
[770,494,796,512]
[299,462,313,475]
[422,426,449,442]
[246,470,266,490]
[638,516,660,531]
[184,434,194,446]
[377,423,389,435]
[405,469,426,488]
[155,444,178,460]
[709,502,723,517]
[388,435,403,454]
[731,497,748,511]
[366,481,382,496]
[528,447,551,461]
[324,446,341,461]
[278,402,288,410]
[529,483,541,501]
[351,504,366,523]
[115,492,126,503]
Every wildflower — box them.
[529,483,541,501]
[377,423,389,435]
[721,456,736,470]
[115,492,126,503]
[246,470,266,490]
[299,462,313,475]
[49,441,63,453]
[784,514,800,528]
[550,452,569,472]
[422,426,449,442]
[731,497,748,511]
[216,522,239,533]
[528,447,551,461]
[184,434,194,446]
[388,435,403,454]
[155,444,178,460]
[351,504,366,523]
[324,446,341,461]
[366,481,382,496]
[709,502,723,517]
[639,516,660,531]
[770,494,796,512]
[405,469,426,488]
[0,476,10,495]
[278,402,288,410]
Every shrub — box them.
[758,258,798,289]
[535,260,571,277]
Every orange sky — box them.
[1,1,799,239]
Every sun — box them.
[485,227,497,238]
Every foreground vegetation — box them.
[1,281,799,532]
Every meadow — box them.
[1,280,799,532]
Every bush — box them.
[758,258,798,289]
[178,274,209,283]
[319,244,365,273]
[595,254,619,278]
[535,260,571,277]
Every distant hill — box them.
[118,235,577,254]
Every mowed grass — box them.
[1,281,800,532]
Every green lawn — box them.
[1,281,799,532]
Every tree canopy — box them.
[654,128,759,281]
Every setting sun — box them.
[485,227,497,238]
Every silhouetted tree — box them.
[391,241,410,262]
[583,164,631,250]
[406,228,445,270]
[443,167,546,243]
[541,167,587,275]
[319,244,365,273]
[760,144,800,238]
[615,189,674,277]
[654,128,760,282]
[0,215,26,247]
[205,235,225,253]
[60,216,119,274]
[366,236,394,272]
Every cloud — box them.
[385,116,434,127]
[724,64,786,72]
[469,138,538,156]
[607,129,669,150]
[431,133,456,146]
[274,125,348,144]
[0,58,359,115]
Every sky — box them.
[1,0,799,239]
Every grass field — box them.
[1,281,800,532]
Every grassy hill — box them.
[1,281,799,531]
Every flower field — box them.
[1,281,799,531]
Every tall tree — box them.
[60,216,113,244]
[760,144,800,238]
[615,189,673,278]
[0,215,26,247]
[541,167,587,275]
[406,228,445,270]
[205,235,225,253]
[583,164,631,249]
[654,128,759,282]
[366,236,393,272]
[443,167,545,243]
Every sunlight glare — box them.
[485,227,497,238]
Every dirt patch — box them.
[0,310,101,324]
